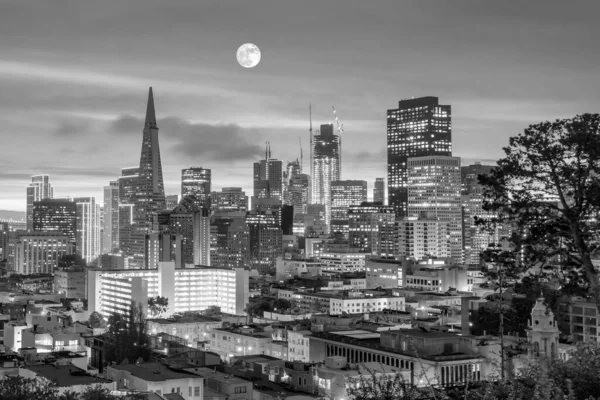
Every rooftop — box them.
[148,315,221,324]
[186,367,248,384]
[110,362,198,382]
[24,364,112,387]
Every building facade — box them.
[26,175,53,231]
[330,180,368,238]
[74,197,100,264]
[102,181,119,254]
[387,97,452,217]
[211,188,248,212]
[348,203,395,254]
[32,199,77,249]
[312,124,341,230]
[181,167,212,209]
[8,231,74,274]
[373,177,385,204]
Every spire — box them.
[145,87,157,127]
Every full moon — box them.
[236,43,261,68]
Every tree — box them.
[0,376,60,400]
[147,296,169,318]
[104,303,150,365]
[479,113,600,309]
[88,311,107,329]
[273,298,292,311]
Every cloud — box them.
[110,115,265,161]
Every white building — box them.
[8,231,74,274]
[74,197,101,264]
[87,261,249,317]
[365,258,403,289]
[287,330,312,363]
[407,156,462,263]
[275,257,323,280]
[319,251,365,273]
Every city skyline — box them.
[2,1,600,211]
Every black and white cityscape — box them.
[1,2,600,399]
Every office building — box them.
[374,178,385,204]
[397,219,451,260]
[32,199,77,249]
[312,124,341,229]
[87,261,250,317]
[129,88,167,268]
[283,159,302,205]
[168,199,196,265]
[210,214,250,269]
[407,156,462,263]
[74,197,100,264]
[288,174,311,217]
[8,232,74,274]
[165,194,179,210]
[193,208,211,265]
[246,210,283,275]
[0,222,9,260]
[348,202,395,254]
[211,187,248,212]
[253,146,283,201]
[26,175,53,230]
[181,167,211,209]
[102,181,119,254]
[330,180,368,237]
[145,231,183,269]
[387,97,452,217]
[461,163,498,264]
[117,167,138,254]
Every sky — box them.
[1,0,599,212]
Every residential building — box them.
[87,261,249,317]
[387,97,452,217]
[558,297,600,343]
[193,208,211,265]
[74,197,100,264]
[102,181,119,254]
[147,314,222,348]
[277,290,405,315]
[287,330,313,363]
[396,218,451,260]
[107,362,204,399]
[209,325,273,361]
[26,175,53,230]
[7,231,74,274]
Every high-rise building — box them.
[103,181,119,254]
[168,198,196,265]
[387,97,452,217]
[0,222,9,260]
[374,178,385,204]
[246,210,282,275]
[396,219,451,260]
[210,215,250,269]
[145,231,183,269]
[330,180,368,237]
[283,159,302,205]
[211,187,248,212]
[312,124,340,230]
[407,156,462,263]
[26,175,53,230]
[461,163,500,264]
[7,231,74,274]
[348,202,395,254]
[253,147,283,202]
[74,197,100,264]
[181,167,211,209]
[193,208,211,266]
[288,174,310,217]
[118,167,139,254]
[32,199,77,249]
[165,195,179,210]
[129,87,167,268]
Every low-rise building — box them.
[365,258,403,289]
[53,269,86,299]
[209,325,273,361]
[558,297,599,343]
[147,314,222,348]
[184,367,253,400]
[287,330,312,363]
[20,364,114,395]
[318,251,365,273]
[106,362,204,399]
[278,290,405,315]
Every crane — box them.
[332,105,344,179]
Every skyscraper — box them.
[103,181,119,254]
[118,167,139,254]
[210,215,250,269]
[246,210,282,275]
[387,97,451,217]
[288,174,311,217]
[373,178,385,204]
[26,175,53,230]
[165,195,179,210]
[74,197,100,264]
[32,199,77,249]
[283,159,301,205]
[193,208,211,265]
[330,180,368,237]
[253,146,283,202]
[129,87,167,268]
[407,156,462,263]
[181,167,211,209]
[311,123,340,230]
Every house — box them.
[106,362,204,400]
[19,364,115,395]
